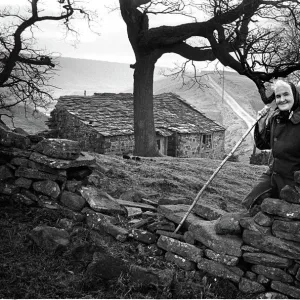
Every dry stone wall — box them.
[2,121,300,298]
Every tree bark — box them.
[133,55,159,156]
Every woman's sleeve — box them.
[254,115,271,150]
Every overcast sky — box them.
[1,0,213,68]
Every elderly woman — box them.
[242,79,300,210]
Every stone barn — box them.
[48,93,225,159]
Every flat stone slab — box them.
[204,249,239,266]
[157,204,204,230]
[271,281,300,299]
[192,203,226,220]
[240,217,272,235]
[238,278,265,294]
[243,252,292,268]
[29,151,95,169]
[0,146,31,157]
[251,265,293,283]
[243,229,300,260]
[80,186,125,215]
[261,198,300,220]
[115,199,156,211]
[197,258,241,283]
[189,220,243,257]
[15,167,65,181]
[253,212,273,227]
[157,235,203,263]
[272,219,300,243]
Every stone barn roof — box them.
[55,93,225,137]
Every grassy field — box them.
[0,154,267,299]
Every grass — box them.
[0,154,267,298]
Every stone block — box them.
[189,220,243,257]
[14,177,32,189]
[197,258,241,283]
[242,252,292,268]
[240,217,272,235]
[215,212,245,235]
[256,274,270,285]
[271,281,300,299]
[184,231,195,245]
[280,185,300,204]
[165,251,196,271]
[261,198,300,220]
[157,235,203,263]
[238,278,265,294]
[32,180,61,199]
[251,265,293,283]
[60,191,86,212]
[272,219,300,243]
[253,211,273,227]
[156,230,185,242]
[243,229,300,260]
[192,203,226,220]
[129,228,157,244]
[204,249,239,266]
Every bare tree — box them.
[0,0,95,122]
[119,0,300,157]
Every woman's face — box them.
[275,84,294,111]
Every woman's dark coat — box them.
[242,83,300,209]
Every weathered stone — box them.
[60,191,86,212]
[245,271,257,281]
[12,193,35,206]
[243,229,300,260]
[85,211,128,242]
[65,180,82,193]
[0,146,31,158]
[197,258,241,283]
[295,170,300,184]
[129,228,157,244]
[0,126,31,149]
[59,205,85,222]
[34,138,81,160]
[27,160,67,177]
[215,212,245,235]
[272,219,300,243]
[158,204,204,230]
[241,245,261,252]
[120,189,146,203]
[140,197,158,207]
[261,198,300,219]
[243,252,292,268]
[29,225,70,252]
[240,217,272,235]
[253,212,273,227]
[257,292,287,299]
[192,203,226,220]
[280,185,300,204]
[158,197,191,206]
[32,180,61,199]
[165,251,196,271]
[156,230,185,242]
[271,281,300,299]
[22,190,39,202]
[126,207,142,218]
[251,265,293,283]
[204,249,239,266]
[147,220,175,232]
[80,186,125,215]
[37,196,60,210]
[14,177,32,189]
[189,220,243,257]
[115,198,156,211]
[0,182,19,195]
[57,218,75,231]
[142,211,158,219]
[296,267,300,281]
[29,151,95,169]
[184,231,195,245]
[157,235,203,263]
[83,207,118,225]
[15,166,64,181]
[257,274,270,285]
[238,278,265,294]
[0,165,14,181]
[10,157,29,166]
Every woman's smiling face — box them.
[275,83,294,111]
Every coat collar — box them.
[272,107,300,124]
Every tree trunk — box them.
[133,55,159,157]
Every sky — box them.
[0,0,220,69]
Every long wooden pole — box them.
[174,117,262,233]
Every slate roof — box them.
[56,93,225,137]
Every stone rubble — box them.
[3,123,300,297]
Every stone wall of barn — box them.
[176,131,225,159]
[49,108,134,155]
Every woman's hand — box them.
[257,105,270,120]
